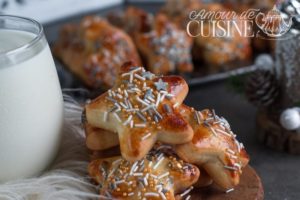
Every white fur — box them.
[0,94,109,200]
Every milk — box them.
[0,30,64,182]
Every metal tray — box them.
[49,1,262,90]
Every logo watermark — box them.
[186,5,295,40]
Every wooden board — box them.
[256,109,300,154]
[90,147,264,200]
[191,166,264,200]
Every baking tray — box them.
[50,1,262,90]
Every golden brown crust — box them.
[107,6,153,36]
[85,63,193,161]
[85,123,119,151]
[135,14,194,75]
[88,147,200,200]
[84,102,249,190]
[192,3,252,69]
[53,16,141,89]
[174,106,249,190]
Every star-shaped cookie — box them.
[174,106,249,190]
[85,61,193,161]
[88,147,199,200]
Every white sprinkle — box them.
[128,192,134,196]
[173,102,179,108]
[157,153,164,161]
[159,192,167,200]
[108,90,112,97]
[226,188,234,193]
[156,93,161,107]
[210,127,217,136]
[135,123,146,128]
[160,90,168,94]
[107,167,116,178]
[160,94,166,102]
[123,115,133,126]
[131,87,141,92]
[114,103,121,112]
[112,159,122,166]
[148,161,153,167]
[130,120,134,128]
[144,192,159,197]
[147,96,155,102]
[129,74,134,83]
[150,174,158,179]
[135,73,146,81]
[124,90,128,98]
[130,162,139,175]
[180,186,194,197]
[195,111,201,124]
[153,157,164,170]
[136,97,149,106]
[137,112,147,122]
[140,159,145,166]
[103,112,108,122]
[127,99,133,109]
[113,113,121,122]
[133,173,143,176]
[141,133,151,141]
[226,149,236,155]
[185,195,191,200]
[131,67,142,73]
[143,177,148,186]
[235,140,241,152]
[111,91,116,97]
[156,185,163,192]
[120,102,128,109]
[240,143,245,149]
[153,108,163,120]
[127,108,139,112]
[116,94,123,99]
[183,166,189,170]
[158,172,169,179]
[121,72,131,77]
[141,105,153,112]
[224,165,238,171]
[166,93,175,97]
[144,99,151,104]
[230,154,238,159]
[106,96,117,103]
[234,163,242,170]
[216,128,232,137]
[115,180,125,185]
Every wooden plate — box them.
[90,147,263,200]
[191,166,264,200]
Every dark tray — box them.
[48,2,262,90]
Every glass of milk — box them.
[0,15,64,182]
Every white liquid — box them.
[0,30,64,182]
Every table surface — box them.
[44,3,300,200]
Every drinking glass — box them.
[0,15,64,182]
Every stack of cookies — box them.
[83,61,249,200]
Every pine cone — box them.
[246,70,280,107]
[278,0,300,30]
